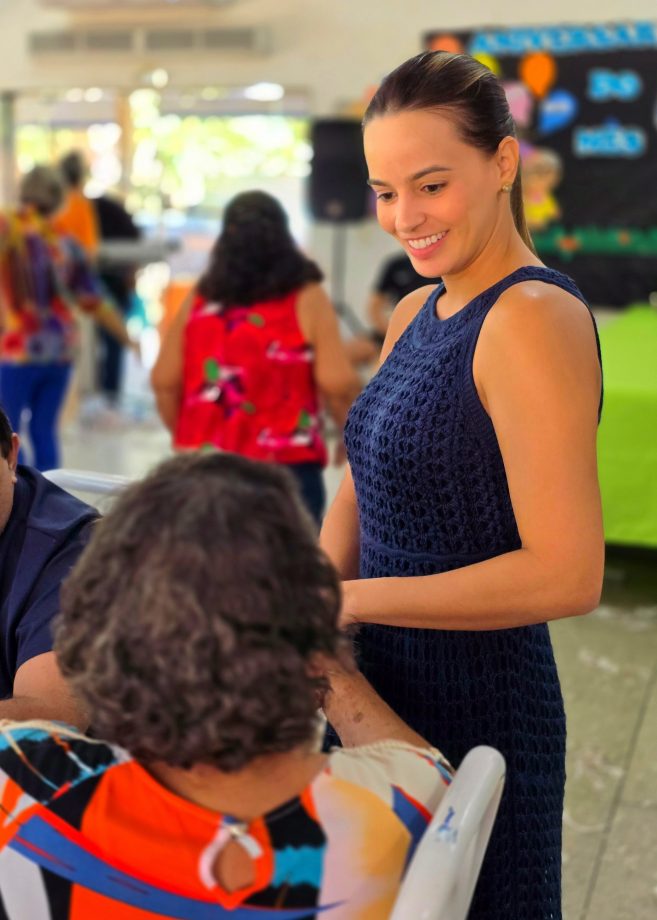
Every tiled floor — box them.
[60,410,657,920]
[553,550,657,920]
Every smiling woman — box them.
[321,51,604,920]
[364,104,533,287]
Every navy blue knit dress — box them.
[343,266,602,920]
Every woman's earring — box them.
[501,183,513,193]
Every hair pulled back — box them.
[198,190,323,307]
[59,151,87,189]
[364,51,533,250]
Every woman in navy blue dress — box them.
[321,52,604,919]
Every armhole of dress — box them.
[290,287,312,347]
[589,312,604,421]
[181,294,199,356]
[460,310,500,453]
[547,274,604,421]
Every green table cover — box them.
[597,306,657,547]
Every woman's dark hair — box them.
[364,51,533,250]
[55,452,346,772]
[197,190,323,306]
[59,151,86,189]
[0,406,12,458]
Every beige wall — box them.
[0,1,648,112]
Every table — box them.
[597,306,657,547]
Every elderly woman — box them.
[0,452,451,919]
[0,166,132,470]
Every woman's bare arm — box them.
[296,283,361,433]
[320,465,361,579]
[91,300,133,347]
[341,283,604,629]
[151,294,194,433]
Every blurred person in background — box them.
[152,191,361,523]
[346,252,442,366]
[521,147,563,232]
[0,404,91,725]
[59,150,143,406]
[0,166,135,470]
[55,150,99,258]
[0,451,452,918]
[92,192,142,405]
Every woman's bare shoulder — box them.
[476,279,600,399]
[297,281,329,306]
[486,279,594,341]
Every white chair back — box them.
[390,745,505,920]
[43,469,132,497]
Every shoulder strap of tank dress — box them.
[485,265,588,307]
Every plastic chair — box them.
[390,745,506,920]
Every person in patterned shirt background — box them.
[0,166,134,471]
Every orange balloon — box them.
[519,52,557,99]
[428,34,464,54]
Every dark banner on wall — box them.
[424,22,657,305]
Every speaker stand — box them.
[330,223,368,337]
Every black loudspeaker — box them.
[309,119,370,222]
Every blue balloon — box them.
[538,89,578,135]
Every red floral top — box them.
[175,290,327,466]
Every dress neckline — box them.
[428,264,560,327]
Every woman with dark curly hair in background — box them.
[0,451,452,919]
[151,191,361,522]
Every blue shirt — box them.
[0,466,97,698]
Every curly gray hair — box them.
[55,452,346,771]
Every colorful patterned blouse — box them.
[175,291,328,466]
[0,724,452,919]
[0,207,101,364]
